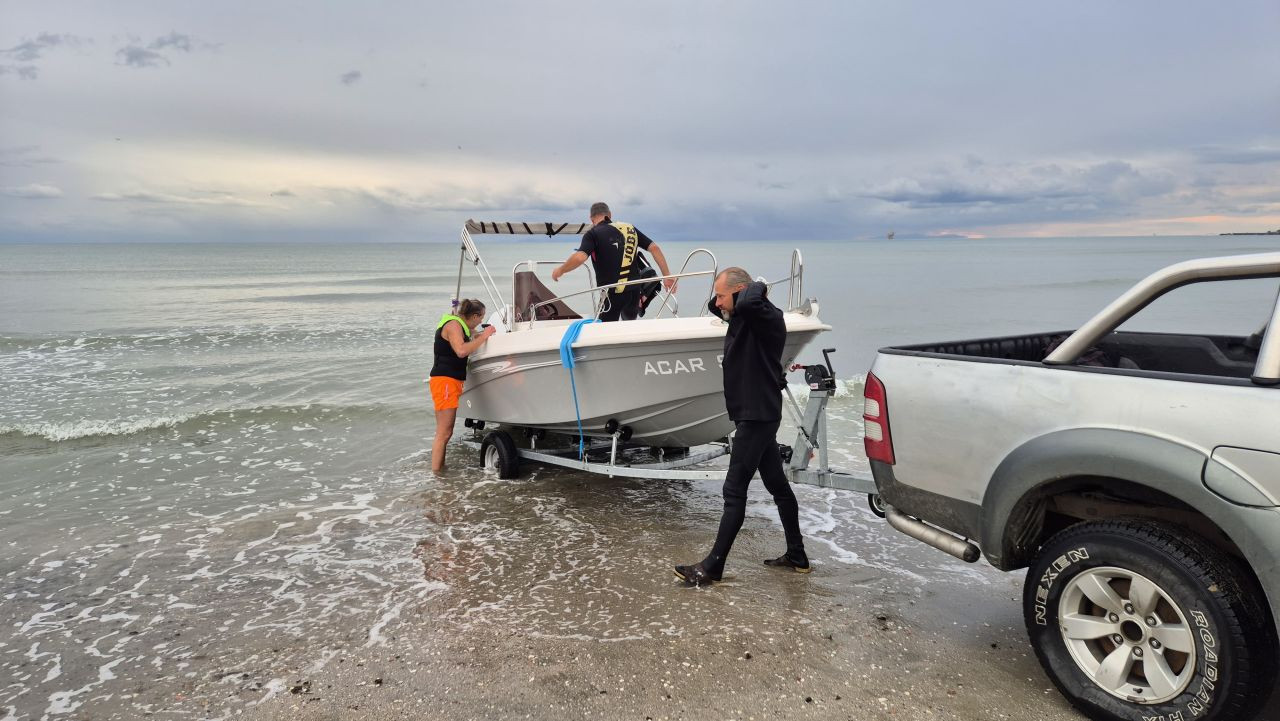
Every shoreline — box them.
[246,542,1084,721]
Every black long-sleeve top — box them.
[708,281,786,422]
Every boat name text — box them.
[644,357,712,376]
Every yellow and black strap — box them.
[611,222,639,294]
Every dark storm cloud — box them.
[0,64,39,79]
[863,161,1176,209]
[340,70,362,85]
[1,32,87,78]
[116,45,169,67]
[149,31,194,52]
[2,32,84,62]
[116,32,209,68]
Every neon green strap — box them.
[437,314,471,339]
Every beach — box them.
[3,235,1277,720]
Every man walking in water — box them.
[675,268,809,586]
[550,202,675,321]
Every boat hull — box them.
[459,315,827,447]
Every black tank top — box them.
[430,320,468,380]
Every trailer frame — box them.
[461,367,879,505]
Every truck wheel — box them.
[479,431,519,479]
[1023,520,1275,721]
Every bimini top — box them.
[465,220,591,236]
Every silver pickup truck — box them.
[864,252,1280,721]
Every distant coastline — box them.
[1220,228,1280,236]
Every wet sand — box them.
[10,438,1277,720]
[247,466,1091,720]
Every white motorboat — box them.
[450,220,830,448]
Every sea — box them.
[1,234,1276,719]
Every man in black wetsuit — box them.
[550,202,675,322]
[674,267,809,586]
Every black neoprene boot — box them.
[763,553,811,573]
[673,562,721,586]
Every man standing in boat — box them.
[675,268,809,586]
[550,202,676,322]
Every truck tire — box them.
[479,430,520,479]
[1022,520,1275,721]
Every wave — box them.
[0,326,419,353]
[173,274,457,291]
[0,335,56,351]
[0,403,404,443]
[0,414,198,442]
[981,277,1133,292]
[242,291,433,303]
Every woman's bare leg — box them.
[432,407,458,472]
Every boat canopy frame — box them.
[454,219,808,329]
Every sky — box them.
[1,1,1278,242]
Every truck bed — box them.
[886,330,1260,379]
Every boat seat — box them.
[512,271,583,322]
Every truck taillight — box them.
[863,372,896,465]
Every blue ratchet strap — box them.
[559,318,598,459]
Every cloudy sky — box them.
[1,1,1277,242]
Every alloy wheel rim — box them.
[1058,566,1197,704]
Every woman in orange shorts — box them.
[430,299,495,472]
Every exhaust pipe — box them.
[886,508,980,563]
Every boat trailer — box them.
[462,349,883,514]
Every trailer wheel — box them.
[867,494,887,518]
[1023,520,1275,721]
[658,446,689,460]
[479,431,520,479]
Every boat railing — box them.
[523,247,718,325]
[648,248,718,320]
[512,260,597,295]
[456,226,805,326]
[761,248,805,311]
[525,268,717,326]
